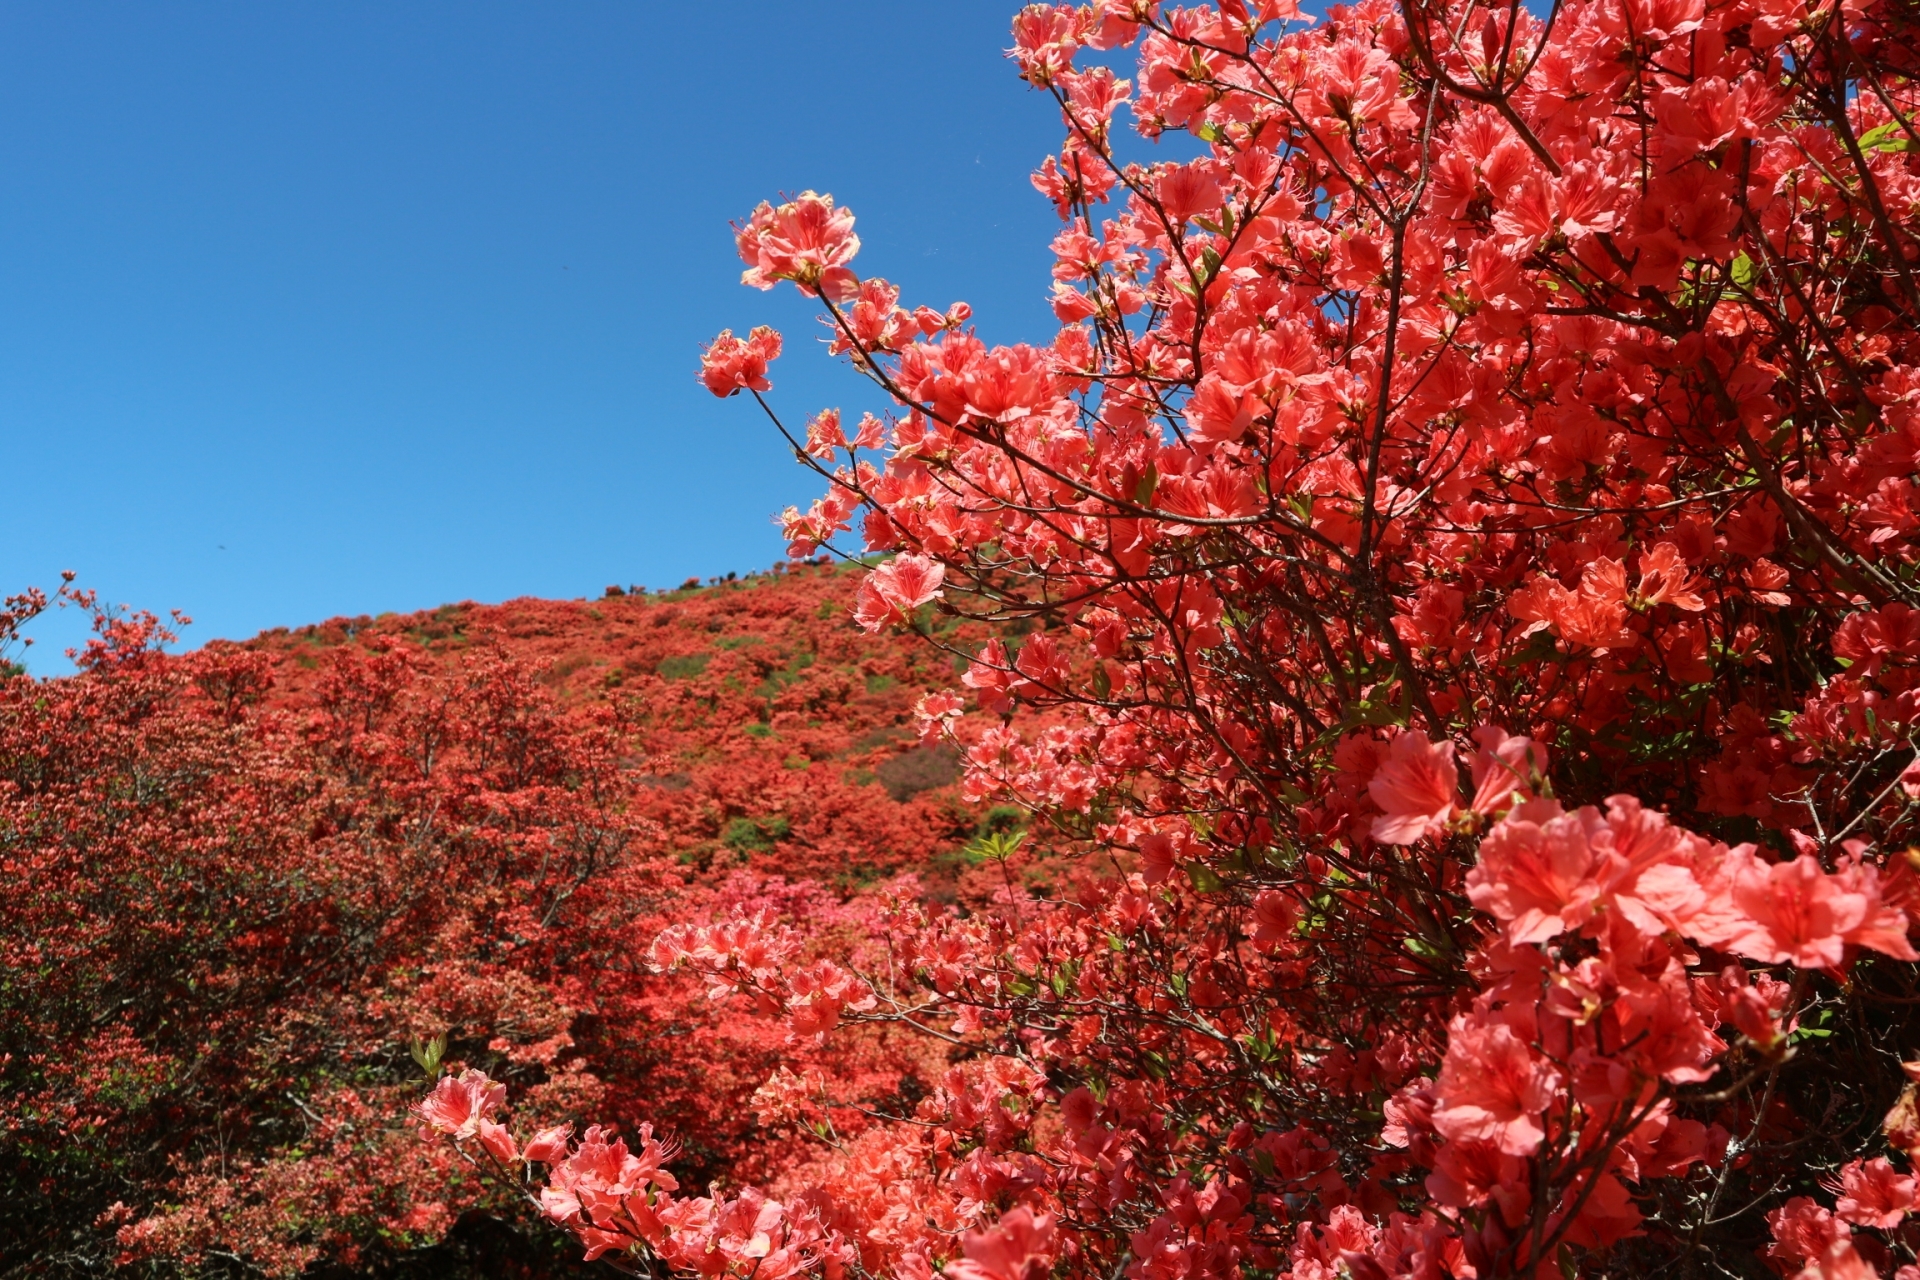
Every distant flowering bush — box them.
[0,572,983,1276]
[426,0,1920,1276]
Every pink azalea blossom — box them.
[523,1123,573,1165]
[698,326,783,397]
[1431,1015,1558,1156]
[1832,1157,1917,1229]
[1467,725,1546,817]
[1368,731,1459,844]
[853,554,945,632]
[945,1207,1058,1280]
[736,191,861,301]
[413,1068,506,1141]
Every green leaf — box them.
[964,829,1026,864]
[1242,1027,1279,1063]
[1730,252,1755,288]
[409,1032,447,1078]
[1859,120,1917,152]
[1134,465,1159,507]
[1185,863,1225,893]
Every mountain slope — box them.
[1,559,1002,1279]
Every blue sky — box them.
[3,2,1074,670]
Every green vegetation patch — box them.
[722,815,791,853]
[979,805,1026,836]
[656,652,711,680]
[758,651,815,699]
[874,744,963,802]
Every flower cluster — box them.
[552,0,1920,1273]
[2,566,989,1275]
[418,1076,840,1278]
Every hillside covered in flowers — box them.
[419,0,1920,1272]
[1,563,1028,1277]
[14,0,1920,1273]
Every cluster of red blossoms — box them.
[431,0,1920,1275]
[0,569,1004,1277]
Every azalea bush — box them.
[0,570,984,1277]
[422,0,1920,1276]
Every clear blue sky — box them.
[3,2,1072,670]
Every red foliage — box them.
[422,0,1920,1277]
[14,0,1920,1273]
[0,566,1004,1275]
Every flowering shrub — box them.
[423,0,1920,1276]
[0,568,989,1276]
